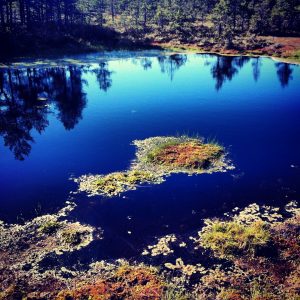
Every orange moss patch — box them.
[56,265,163,300]
[56,281,113,300]
[148,142,223,169]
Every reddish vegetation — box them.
[263,37,300,56]
[151,142,223,169]
[153,36,300,63]
[56,265,163,300]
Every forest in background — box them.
[0,0,300,58]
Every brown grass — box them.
[148,142,223,169]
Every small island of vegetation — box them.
[74,136,233,197]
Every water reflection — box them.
[140,58,152,70]
[252,58,262,82]
[52,67,87,130]
[157,54,187,80]
[93,62,113,92]
[211,56,250,90]
[0,55,295,160]
[0,66,87,159]
[276,63,293,88]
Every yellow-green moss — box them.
[200,220,270,259]
[95,170,158,188]
[76,170,162,197]
[216,289,247,300]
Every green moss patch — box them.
[200,220,270,259]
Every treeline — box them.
[1,0,299,34]
[0,0,81,28]
[0,0,299,54]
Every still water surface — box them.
[0,52,300,260]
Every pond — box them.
[0,52,300,262]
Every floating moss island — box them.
[132,136,230,174]
[74,136,234,197]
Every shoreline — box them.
[152,42,300,65]
[1,45,299,67]
[0,47,300,69]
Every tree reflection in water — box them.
[0,68,50,160]
[276,63,293,88]
[93,62,113,92]
[1,66,96,160]
[211,55,250,91]
[157,54,187,80]
[252,57,262,82]
[0,55,294,160]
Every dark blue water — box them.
[1,53,300,260]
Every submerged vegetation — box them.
[74,136,233,197]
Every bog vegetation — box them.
[1,200,299,299]
[74,136,233,197]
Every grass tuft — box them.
[200,220,270,259]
